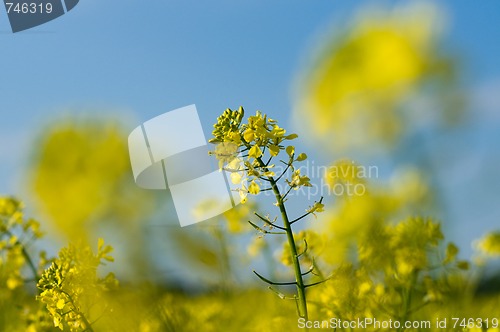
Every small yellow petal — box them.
[98,238,104,251]
[243,129,255,142]
[56,299,65,310]
[230,172,242,184]
[248,181,260,195]
[268,145,280,157]
[249,145,262,159]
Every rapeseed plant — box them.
[210,107,329,320]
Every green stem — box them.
[237,136,309,320]
[21,245,40,281]
[256,156,309,320]
[5,230,40,281]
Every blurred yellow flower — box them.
[248,180,261,195]
[30,118,154,241]
[294,2,458,151]
[247,236,266,257]
[326,159,364,185]
[223,201,256,234]
[476,232,500,257]
[37,239,118,331]
[248,145,263,159]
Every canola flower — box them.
[223,201,258,234]
[1,197,54,332]
[304,166,488,331]
[308,216,473,331]
[1,183,500,330]
[37,239,118,331]
[207,108,500,330]
[209,107,326,320]
[476,232,500,257]
[1,196,121,332]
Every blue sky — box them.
[1,0,500,259]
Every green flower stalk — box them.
[209,107,326,319]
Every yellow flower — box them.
[476,232,500,257]
[211,142,239,169]
[306,201,325,216]
[238,189,248,204]
[248,145,263,159]
[243,128,255,142]
[269,124,286,138]
[7,276,22,290]
[287,170,312,189]
[30,119,154,241]
[247,237,266,257]
[56,299,65,310]
[268,144,280,157]
[294,2,457,151]
[325,159,365,187]
[223,202,256,233]
[37,239,118,331]
[248,181,261,195]
[230,171,243,185]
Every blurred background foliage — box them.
[1,1,500,331]
[294,2,465,154]
[30,120,152,240]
